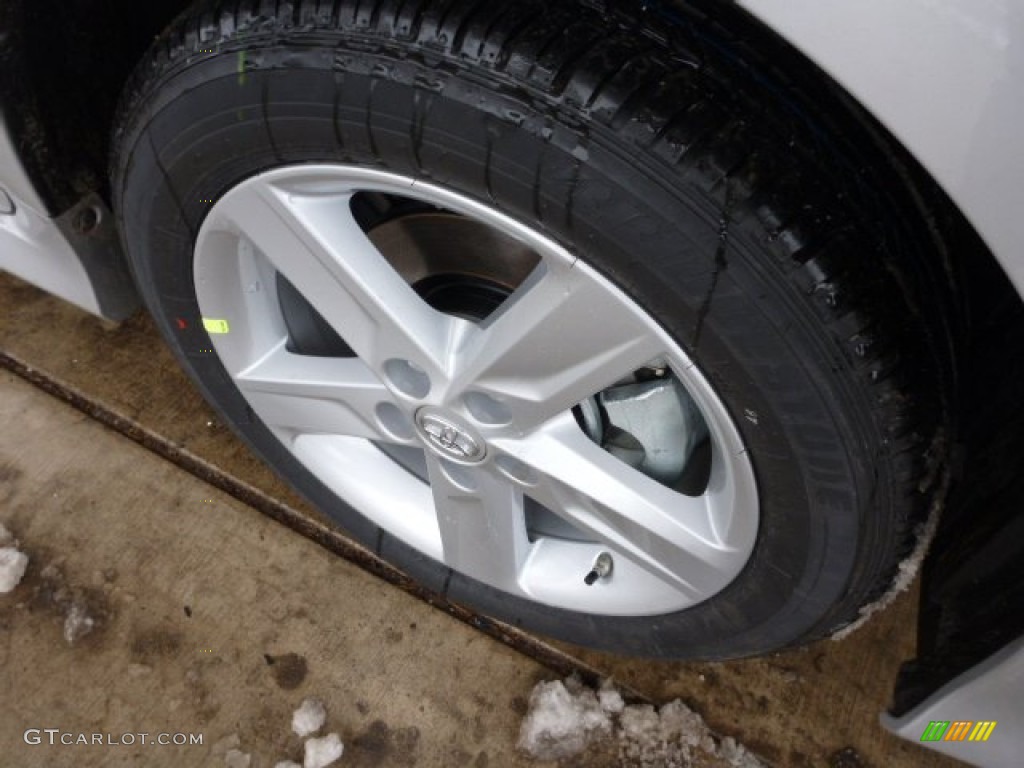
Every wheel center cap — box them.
[415,409,486,463]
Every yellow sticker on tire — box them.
[202,318,230,334]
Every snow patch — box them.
[63,599,96,645]
[292,696,327,738]
[303,732,344,768]
[598,679,625,714]
[274,762,302,768]
[209,732,241,756]
[517,678,613,760]
[618,699,717,766]
[0,546,29,593]
[519,676,764,767]
[719,736,763,768]
[224,748,252,768]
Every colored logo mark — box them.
[920,720,997,743]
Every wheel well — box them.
[0,0,186,213]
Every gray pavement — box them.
[0,372,547,767]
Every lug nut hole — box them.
[464,391,513,426]
[384,358,431,399]
[376,402,414,441]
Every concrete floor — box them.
[0,272,966,768]
[0,372,552,767]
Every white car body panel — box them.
[881,636,1024,768]
[738,0,1024,296]
[0,121,104,316]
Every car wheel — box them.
[111,0,952,658]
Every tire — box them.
[111,0,952,658]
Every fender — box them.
[737,0,1024,295]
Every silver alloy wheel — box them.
[193,165,758,616]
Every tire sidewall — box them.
[115,41,877,658]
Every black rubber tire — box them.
[111,0,953,658]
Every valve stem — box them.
[584,552,614,585]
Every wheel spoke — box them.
[425,456,531,591]
[195,165,758,618]
[236,340,404,442]
[450,264,664,432]
[493,414,730,599]
[208,173,471,386]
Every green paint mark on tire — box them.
[202,318,230,335]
